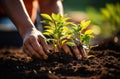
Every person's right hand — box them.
[23,28,50,59]
[49,38,88,60]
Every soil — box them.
[0,37,120,79]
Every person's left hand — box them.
[62,43,88,60]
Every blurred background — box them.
[0,0,120,47]
[63,0,120,45]
[63,0,118,11]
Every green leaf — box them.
[81,34,90,44]
[87,55,94,59]
[44,26,52,29]
[101,8,110,19]
[41,20,50,24]
[81,20,91,31]
[66,42,76,46]
[62,17,71,21]
[85,30,93,35]
[44,29,54,34]
[61,39,67,45]
[52,13,57,21]
[64,22,74,26]
[41,14,52,21]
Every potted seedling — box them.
[41,13,94,59]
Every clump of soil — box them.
[47,52,73,63]
[0,38,120,79]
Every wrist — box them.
[18,22,36,39]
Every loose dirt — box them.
[0,38,120,79]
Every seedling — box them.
[41,13,73,52]
[70,20,94,49]
[41,13,94,55]
[68,20,94,58]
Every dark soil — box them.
[0,38,120,79]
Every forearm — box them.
[31,0,38,23]
[56,0,64,15]
[39,0,64,15]
[0,0,35,38]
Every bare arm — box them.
[0,0,34,38]
[39,0,64,16]
[31,0,39,23]
[0,0,49,59]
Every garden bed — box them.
[0,38,120,79]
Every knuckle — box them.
[29,35,36,41]
[34,46,40,52]
[38,35,45,41]
[34,47,40,52]
[23,39,29,45]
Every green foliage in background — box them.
[86,3,120,37]
[63,0,117,11]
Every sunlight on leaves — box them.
[41,13,94,52]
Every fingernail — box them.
[46,50,51,55]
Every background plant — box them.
[86,3,120,38]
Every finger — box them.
[27,44,41,58]
[38,36,50,55]
[23,46,32,57]
[23,40,33,57]
[30,37,48,59]
[71,46,82,60]
[78,45,87,59]
[25,41,42,58]
[62,44,73,56]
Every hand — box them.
[23,28,50,59]
[60,38,88,60]
[62,44,87,60]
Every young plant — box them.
[41,13,94,55]
[41,13,74,52]
[68,20,94,58]
[70,20,94,48]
